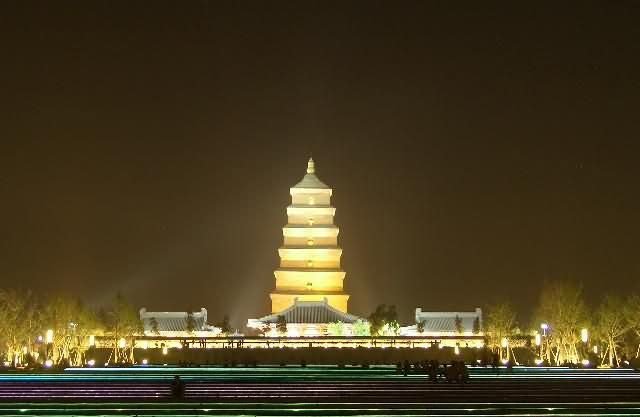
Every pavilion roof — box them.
[258,299,360,324]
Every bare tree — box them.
[42,295,102,366]
[595,295,628,367]
[454,315,464,334]
[104,293,143,364]
[484,302,517,360]
[624,294,640,359]
[0,289,40,366]
[534,281,589,365]
[472,317,481,335]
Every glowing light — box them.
[501,337,508,348]
[454,345,460,355]
[37,335,43,342]
[22,346,28,355]
[162,347,168,355]
[44,359,53,368]
[581,359,590,366]
[87,359,95,366]
[540,323,548,336]
[534,358,543,365]
[593,345,598,354]
[118,338,126,349]
[88,335,95,347]
[534,333,541,346]
[142,359,148,365]
[501,359,508,365]
[45,329,54,344]
[581,328,588,343]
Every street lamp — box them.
[581,328,588,344]
[45,329,54,362]
[534,333,541,347]
[540,323,548,336]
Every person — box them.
[171,375,185,399]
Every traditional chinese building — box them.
[139,308,221,338]
[400,307,483,337]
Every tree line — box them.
[483,281,640,367]
[0,289,141,367]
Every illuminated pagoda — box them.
[249,158,358,336]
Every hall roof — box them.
[415,308,482,333]
[139,308,208,332]
[259,299,360,324]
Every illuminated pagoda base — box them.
[248,298,361,337]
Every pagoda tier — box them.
[269,158,350,313]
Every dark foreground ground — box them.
[0,366,639,416]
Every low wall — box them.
[86,346,535,366]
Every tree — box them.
[41,295,102,366]
[625,294,640,358]
[352,319,370,336]
[149,317,160,335]
[472,317,481,335]
[217,315,232,335]
[484,302,517,358]
[416,320,425,334]
[368,304,399,336]
[454,315,463,334]
[0,289,40,366]
[186,312,196,334]
[595,295,628,367]
[276,315,287,335]
[534,281,589,365]
[104,293,143,364]
[327,321,345,336]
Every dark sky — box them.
[2,1,640,328]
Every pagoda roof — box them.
[292,158,330,189]
[258,299,360,324]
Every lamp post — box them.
[45,329,54,363]
[580,328,589,364]
[540,324,549,363]
[501,337,509,362]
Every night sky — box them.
[2,1,640,328]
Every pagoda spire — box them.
[306,157,315,174]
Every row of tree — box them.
[483,281,640,366]
[0,289,142,366]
